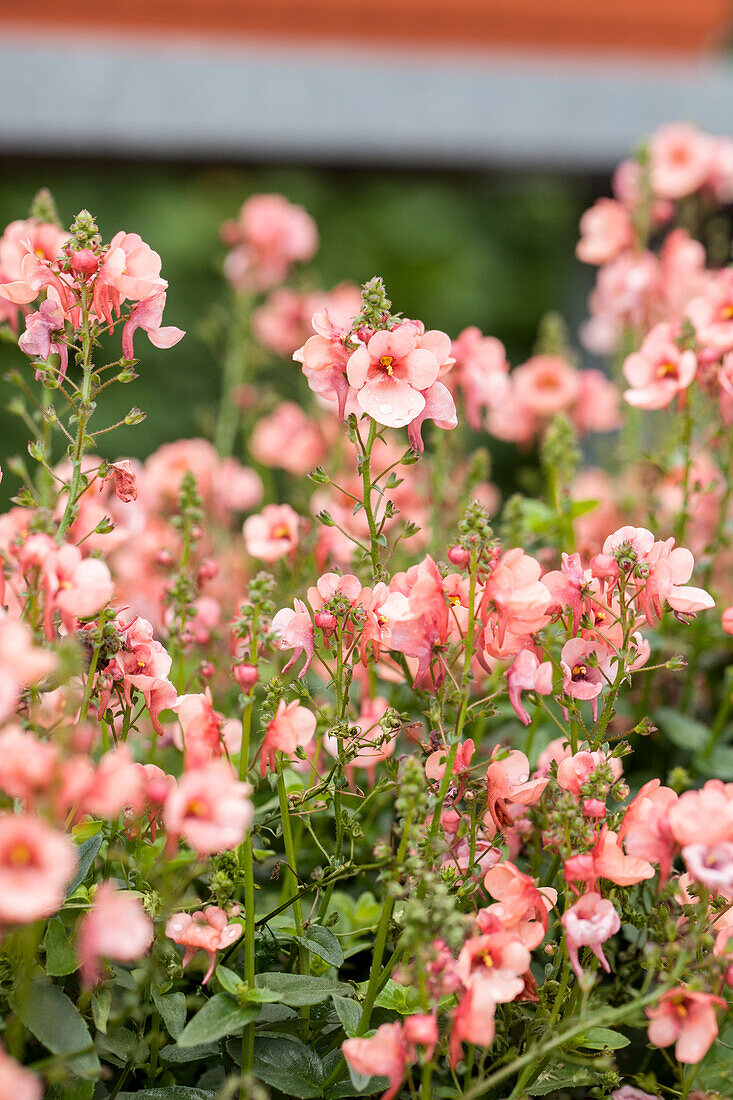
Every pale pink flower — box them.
[572,370,622,433]
[611,1089,659,1100]
[250,402,332,476]
[259,700,317,776]
[18,297,69,378]
[221,194,318,292]
[560,637,616,720]
[668,780,733,849]
[41,543,113,637]
[0,617,56,722]
[381,555,449,687]
[482,862,556,949]
[0,1044,42,1100]
[100,612,177,736]
[456,931,531,1003]
[682,842,733,894]
[342,1022,409,1100]
[511,355,580,418]
[506,649,553,726]
[121,289,184,360]
[271,598,315,678]
[81,746,145,820]
[576,198,634,265]
[556,750,623,797]
[722,606,733,635]
[0,814,76,923]
[174,690,225,769]
[164,761,253,856]
[426,739,474,784]
[623,322,696,409]
[646,988,724,1063]
[346,322,446,429]
[450,327,510,430]
[0,726,58,805]
[294,309,353,419]
[486,750,547,832]
[649,122,714,200]
[564,827,655,892]
[480,548,552,648]
[686,268,733,359]
[252,282,360,356]
[166,906,242,984]
[561,891,620,982]
[619,779,678,885]
[79,882,154,986]
[243,503,299,563]
[449,981,497,1067]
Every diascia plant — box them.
[0,125,731,1100]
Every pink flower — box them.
[0,1044,42,1100]
[426,739,474,784]
[646,988,724,1063]
[164,761,253,856]
[506,649,553,726]
[243,503,299,563]
[565,827,655,892]
[174,690,225,769]
[649,122,714,200]
[342,1022,409,1100]
[381,555,450,687]
[121,289,184,361]
[450,981,497,1067]
[0,725,58,806]
[18,297,69,378]
[456,930,531,1003]
[511,355,580,418]
[271,598,315,678]
[723,606,733,635]
[346,323,448,429]
[250,402,332,477]
[221,194,318,293]
[576,198,634,266]
[572,370,622,433]
[485,749,547,831]
[81,746,145,819]
[619,779,678,885]
[259,700,317,776]
[79,882,154,986]
[0,814,76,923]
[560,637,615,720]
[482,862,556,949]
[682,842,733,894]
[481,548,552,649]
[42,543,113,638]
[668,780,733,849]
[623,323,696,410]
[166,906,242,984]
[561,891,620,983]
[100,613,177,736]
[556,750,623,797]
[450,327,510,430]
[294,310,353,420]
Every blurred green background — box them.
[0,159,598,477]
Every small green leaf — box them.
[151,987,187,1039]
[255,973,351,1007]
[177,993,258,1047]
[97,1026,149,1066]
[294,925,344,968]
[656,707,709,752]
[577,1026,630,1050]
[214,965,243,997]
[333,995,361,1036]
[160,1042,220,1064]
[11,980,100,1078]
[66,833,104,898]
[44,918,79,976]
[252,1036,325,1099]
[91,987,112,1034]
[696,745,733,780]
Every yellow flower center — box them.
[9,843,32,866]
[572,663,588,680]
[272,524,290,540]
[656,362,678,378]
[379,355,395,376]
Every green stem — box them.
[276,756,309,1030]
[57,284,94,542]
[239,701,256,1090]
[360,419,382,581]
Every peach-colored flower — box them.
[0,1043,42,1100]
[649,122,714,200]
[556,750,623,797]
[346,322,449,429]
[506,649,554,726]
[511,355,580,418]
[0,726,58,806]
[41,543,113,638]
[576,198,634,266]
[243,503,299,563]
[0,814,76,923]
[251,402,332,476]
[623,322,696,410]
[456,930,531,1003]
[561,891,620,983]
[221,193,318,292]
[166,905,242,984]
[449,981,497,1067]
[619,779,678,885]
[259,700,317,776]
[481,548,552,648]
[342,1022,409,1100]
[560,637,615,720]
[174,690,225,769]
[272,598,315,678]
[79,882,154,986]
[121,289,184,360]
[164,761,253,855]
[482,861,556,949]
[565,827,655,892]
[646,987,724,1063]
[485,749,547,831]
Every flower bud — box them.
[315,610,337,636]
[233,662,258,693]
[156,548,173,567]
[199,661,215,680]
[447,545,470,566]
[198,558,219,584]
[67,248,99,275]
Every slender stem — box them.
[57,284,94,542]
[360,419,382,581]
[239,700,256,1091]
[276,756,309,1031]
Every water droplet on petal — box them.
[379,402,393,415]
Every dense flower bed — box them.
[0,121,731,1100]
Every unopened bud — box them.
[233,662,258,693]
[447,545,470,566]
[315,610,337,636]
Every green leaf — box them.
[294,924,344,968]
[527,1063,594,1095]
[177,993,258,1048]
[255,972,352,1007]
[569,498,599,518]
[333,995,361,1036]
[151,986,187,1039]
[696,745,733,780]
[160,1042,220,1064]
[656,707,709,752]
[44,918,79,976]
[11,979,100,1078]
[91,987,112,1034]
[576,1026,630,1050]
[97,1025,149,1065]
[252,1036,325,1099]
[47,1080,95,1100]
[214,965,243,997]
[65,833,104,898]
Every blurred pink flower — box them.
[79,881,154,986]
